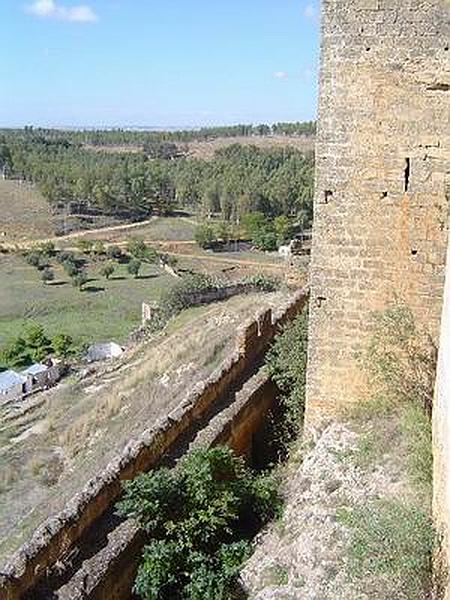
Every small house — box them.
[0,370,26,405]
[22,361,60,394]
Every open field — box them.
[57,215,199,246]
[0,254,178,347]
[0,290,289,562]
[0,246,287,350]
[183,134,315,159]
[85,134,315,160]
[0,180,55,242]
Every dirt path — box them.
[1,217,159,250]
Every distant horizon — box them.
[0,119,316,132]
[0,1,319,127]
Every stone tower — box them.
[305,0,450,430]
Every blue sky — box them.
[0,1,319,128]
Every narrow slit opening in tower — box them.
[404,158,410,193]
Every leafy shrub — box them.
[26,250,43,268]
[100,261,115,280]
[117,446,281,600]
[195,224,217,249]
[127,258,142,278]
[41,267,55,285]
[0,322,71,367]
[38,241,56,257]
[127,238,157,262]
[265,310,308,459]
[106,245,124,260]
[76,239,93,254]
[243,274,279,292]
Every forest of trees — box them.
[0,121,315,147]
[0,126,315,227]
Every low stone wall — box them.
[49,369,278,600]
[0,289,308,599]
[142,282,273,325]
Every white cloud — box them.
[303,3,316,19]
[274,71,288,79]
[25,0,98,22]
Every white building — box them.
[0,370,26,405]
[85,342,124,363]
[0,360,61,405]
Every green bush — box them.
[127,258,142,278]
[0,322,75,368]
[117,446,281,600]
[195,224,217,249]
[265,310,309,459]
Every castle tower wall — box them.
[306,0,450,429]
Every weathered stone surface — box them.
[305,0,450,427]
[241,423,412,599]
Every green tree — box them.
[63,260,80,278]
[106,245,123,260]
[127,259,142,278]
[273,215,293,245]
[265,310,309,460]
[71,272,88,291]
[38,241,56,257]
[100,261,115,280]
[92,240,106,256]
[241,212,267,239]
[1,336,30,368]
[117,446,281,600]
[76,239,93,255]
[215,221,230,244]
[52,333,74,358]
[23,322,52,362]
[26,250,43,268]
[127,239,157,262]
[195,224,216,249]
[41,267,55,285]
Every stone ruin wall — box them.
[0,290,308,600]
[434,239,450,597]
[306,0,450,428]
[305,0,450,590]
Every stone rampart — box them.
[48,370,278,600]
[434,237,450,598]
[0,289,308,600]
[305,0,450,429]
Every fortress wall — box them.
[0,289,308,600]
[434,237,450,597]
[305,0,450,430]
[53,370,278,600]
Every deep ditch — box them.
[15,291,309,600]
[27,363,274,599]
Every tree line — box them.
[0,121,315,147]
[0,130,314,227]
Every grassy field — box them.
[59,215,198,246]
[0,254,178,347]
[85,134,315,161]
[0,180,55,242]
